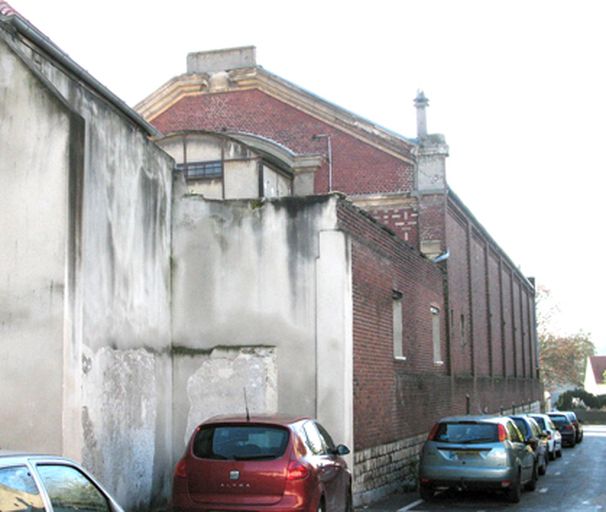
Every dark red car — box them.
[172,415,352,512]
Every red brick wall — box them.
[337,200,446,448]
[487,250,504,376]
[501,266,516,377]
[446,210,473,375]
[470,234,490,376]
[150,90,415,196]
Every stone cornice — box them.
[135,67,417,165]
[351,193,418,209]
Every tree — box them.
[539,331,595,390]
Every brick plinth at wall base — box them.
[351,400,542,507]
[353,433,426,507]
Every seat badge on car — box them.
[229,470,240,481]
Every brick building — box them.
[137,46,541,502]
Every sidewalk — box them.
[355,490,423,512]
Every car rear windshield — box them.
[550,415,570,426]
[531,416,546,429]
[512,418,529,436]
[434,422,499,444]
[193,424,290,461]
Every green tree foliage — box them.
[536,286,596,391]
[556,388,606,410]
[540,332,595,390]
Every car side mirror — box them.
[335,444,350,456]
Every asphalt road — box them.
[358,425,606,512]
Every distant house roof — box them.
[588,355,606,384]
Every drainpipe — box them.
[312,134,333,192]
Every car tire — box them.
[539,455,547,476]
[556,448,562,458]
[525,463,538,491]
[317,498,325,512]
[419,486,434,502]
[505,472,522,503]
[549,448,556,461]
[345,487,353,512]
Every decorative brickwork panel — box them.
[151,90,415,196]
[365,205,418,246]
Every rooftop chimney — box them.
[187,46,256,74]
[414,90,429,139]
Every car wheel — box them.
[317,498,325,512]
[525,463,538,491]
[344,487,353,512]
[539,455,547,476]
[549,448,556,461]
[505,472,522,503]
[419,485,434,502]
[556,448,562,458]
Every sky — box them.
[8,0,606,353]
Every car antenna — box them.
[244,388,250,422]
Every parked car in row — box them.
[562,411,584,443]
[418,415,538,503]
[548,412,577,447]
[528,413,562,459]
[508,415,549,475]
[0,451,124,512]
[172,415,352,512]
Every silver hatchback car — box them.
[0,451,124,512]
[419,415,537,503]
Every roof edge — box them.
[1,13,159,137]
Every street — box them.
[359,425,606,512]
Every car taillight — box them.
[174,459,188,478]
[547,433,552,440]
[287,461,309,480]
[498,424,507,442]
[564,425,573,431]
[427,423,440,441]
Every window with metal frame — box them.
[177,161,223,180]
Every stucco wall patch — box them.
[184,347,277,443]
[82,347,157,510]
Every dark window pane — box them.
[434,422,498,444]
[315,423,336,453]
[193,425,289,461]
[512,419,528,437]
[36,465,110,512]
[0,466,44,512]
[302,422,325,455]
[176,161,223,179]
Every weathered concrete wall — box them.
[0,27,174,511]
[171,192,354,457]
[0,36,71,454]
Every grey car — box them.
[418,415,537,503]
[0,451,124,512]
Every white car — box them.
[0,451,124,512]
[529,413,562,460]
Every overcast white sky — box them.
[9,0,606,353]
